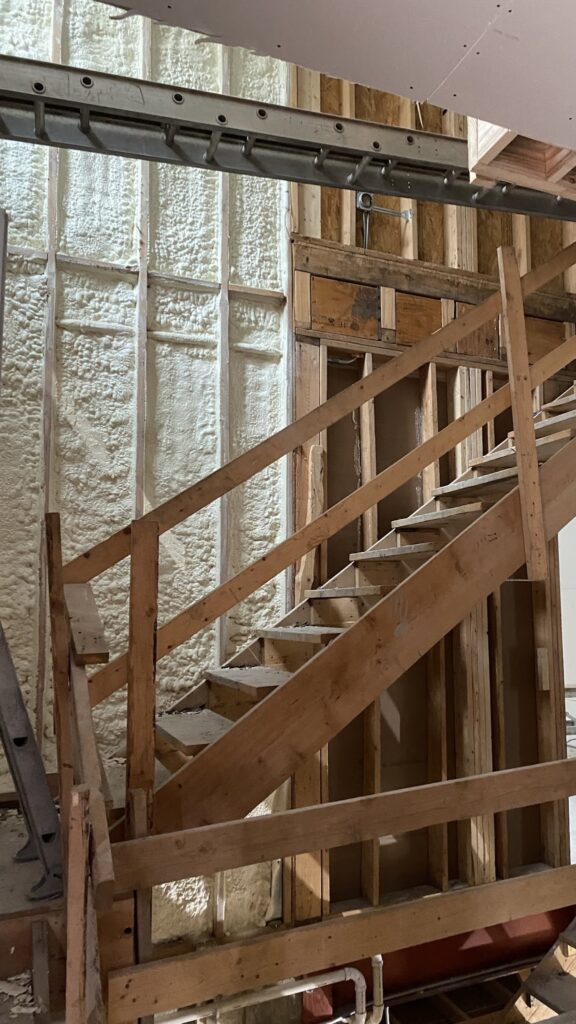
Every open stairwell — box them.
[151,380,576,834]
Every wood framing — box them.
[113,760,576,892]
[498,246,547,580]
[107,866,576,1022]
[153,434,576,833]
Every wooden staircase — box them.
[45,240,576,1024]
[154,381,576,792]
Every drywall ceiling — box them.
[97,0,576,151]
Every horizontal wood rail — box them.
[64,240,576,586]
[107,865,576,1023]
[112,758,576,893]
[153,433,576,832]
[90,328,576,706]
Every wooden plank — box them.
[65,787,89,1024]
[293,237,576,323]
[487,589,509,879]
[498,246,548,580]
[311,276,379,340]
[152,432,576,834]
[32,921,50,1024]
[295,444,325,601]
[45,513,74,859]
[128,789,153,1014]
[420,361,440,501]
[360,353,378,548]
[396,293,443,346]
[69,660,114,910]
[294,270,312,327]
[398,98,418,259]
[126,519,159,832]
[107,865,576,1023]
[90,329,576,706]
[427,639,448,891]
[65,240,576,585]
[444,111,478,274]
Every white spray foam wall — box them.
[0,0,290,949]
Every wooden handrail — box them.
[112,758,576,892]
[64,241,576,586]
[90,329,576,705]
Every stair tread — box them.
[204,666,290,696]
[305,586,386,598]
[350,542,437,562]
[155,708,232,755]
[525,972,576,1013]
[470,430,572,471]
[260,625,344,643]
[534,409,576,438]
[432,467,517,499]
[392,503,483,530]
[542,393,576,414]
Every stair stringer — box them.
[153,435,576,834]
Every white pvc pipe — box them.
[325,956,385,1024]
[157,957,385,1024]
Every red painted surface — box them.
[303,906,575,1023]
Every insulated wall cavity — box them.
[0,0,290,945]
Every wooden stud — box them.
[128,788,153,1024]
[487,589,509,879]
[64,584,109,665]
[498,245,548,580]
[45,512,74,859]
[126,519,159,832]
[360,353,378,548]
[32,921,50,1024]
[399,98,418,259]
[295,444,325,601]
[443,111,478,273]
[339,81,356,246]
[65,786,90,1024]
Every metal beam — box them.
[2,55,576,221]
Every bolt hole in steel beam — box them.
[2,54,576,220]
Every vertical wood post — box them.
[497,245,547,581]
[126,518,159,832]
[45,512,74,861]
[126,519,158,1010]
[65,787,89,1024]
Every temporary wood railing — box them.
[112,758,576,893]
[87,244,576,707]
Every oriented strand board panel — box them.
[311,277,379,340]
[395,294,442,347]
[99,0,576,153]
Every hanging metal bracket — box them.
[356,191,413,248]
